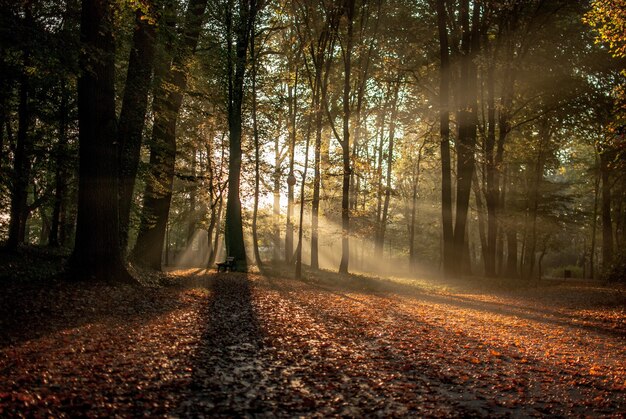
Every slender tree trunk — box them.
[473,174,487,273]
[208,194,224,267]
[7,8,33,250]
[436,0,453,277]
[484,51,497,277]
[600,148,613,268]
[338,0,354,275]
[285,67,298,262]
[273,146,281,260]
[49,81,69,247]
[374,108,386,257]
[186,150,198,246]
[251,15,262,268]
[589,155,600,279]
[70,0,135,283]
[311,77,322,270]
[379,80,400,258]
[118,4,157,251]
[132,0,208,269]
[295,114,313,279]
[408,142,424,270]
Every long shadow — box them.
[179,272,271,416]
[267,266,626,338]
[0,277,189,350]
[254,274,625,416]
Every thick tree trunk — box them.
[451,0,479,277]
[118,5,157,251]
[225,0,255,271]
[132,0,208,269]
[70,0,134,283]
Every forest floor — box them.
[0,249,625,417]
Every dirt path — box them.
[0,271,624,417]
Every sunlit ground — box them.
[1,257,623,416]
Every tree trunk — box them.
[295,116,312,279]
[285,65,298,262]
[436,0,453,277]
[408,141,424,270]
[590,153,600,279]
[374,109,386,257]
[451,0,479,277]
[118,4,157,251]
[311,79,322,270]
[7,8,33,250]
[600,147,613,268]
[473,173,488,274]
[338,0,354,275]
[379,80,400,259]
[251,12,262,268]
[49,81,69,247]
[132,0,208,269]
[225,0,255,271]
[70,0,135,283]
[483,48,497,277]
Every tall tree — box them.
[132,0,208,269]
[70,0,135,283]
[223,0,260,271]
[338,0,355,274]
[6,3,34,251]
[118,0,159,250]
[435,0,453,277]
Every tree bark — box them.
[70,0,135,283]
[118,4,157,251]
[600,147,613,268]
[49,80,69,247]
[132,0,208,269]
[224,0,256,271]
[338,0,354,275]
[251,9,262,268]
[7,6,33,250]
[381,81,400,256]
[451,0,479,277]
[436,0,453,277]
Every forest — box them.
[0,0,625,416]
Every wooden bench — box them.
[216,256,236,272]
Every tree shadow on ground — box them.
[179,272,276,416]
[264,264,626,338]
[252,272,625,416]
[0,278,188,350]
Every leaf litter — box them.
[0,268,624,417]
